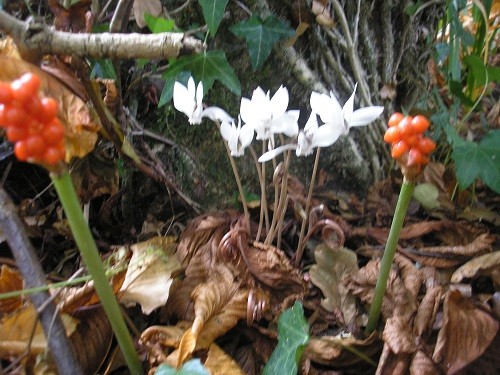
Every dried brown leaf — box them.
[433,290,499,374]
[70,308,113,374]
[451,251,500,284]
[383,316,417,354]
[376,344,411,375]
[309,245,359,325]
[173,265,248,366]
[304,332,382,370]
[118,236,179,314]
[394,254,423,298]
[409,350,440,375]
[346,260,418,322]
[0,305,77,358]
[400,233,494,268]
[205,343,246,375]
[48,0,92,32]
[379,84,397,100]
[133,0,162,28]
[413,286,443,337]
[0,266,23,315]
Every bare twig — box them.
[0,187,84,375]
[0,10,203,59]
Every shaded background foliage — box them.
[156,0,446,207]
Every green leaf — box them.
[464,54,487,86]
[198,0,229,36]
[452,130,500,193]
[155,359,210,375]
[263,301,309,375]
[90,59,118,81]
[162,51,241,96]
[145,13,175,33]
[230,15,295,71]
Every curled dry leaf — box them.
[400,233,494,268]
[309,244,359,325]
[118,236,180,314]
[451,251,500,285]
[383,316,417,355]
[173,264,249,367]
[433,290,499,374]
[204,343,246,375]
[413,286,443,337]
[0,265,23,315]
[304,332,382,371]
[346,260,418,323]
[0,52,100,160]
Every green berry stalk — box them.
[366,113,435,334]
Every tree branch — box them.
[0,10,204,59]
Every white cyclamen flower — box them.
[310,83,384,145]
[173,77,233,125]
[258,112,335,162]
[258,84,383,162]
[240,86,299,140]
[220,117,254,157]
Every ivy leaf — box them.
[155,359,209,375]
[162,51,240,98]
[144,13,175,33]
[230,15,295,71]
[451,130,500,193]
[198,0,229,36]
[263,301,309,375]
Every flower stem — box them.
[295,147,321,267]
[223,142,251,234]
[51,171,143,375]
[365,178,415,334]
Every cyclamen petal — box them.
[270,86,289,119]
[258,144,297,162]
[173,81,195,119]
[202,107,234,124]
[348,106,384,127]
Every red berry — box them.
[0,105,7,127]
[407,148,427,166]
[0,82,13,104]
[405,134,421,147]
[388,112,404,128]
[26,96,44,118]
[4,106,29,127]
[43,147,63,165]
[411,115,430,133]
[39,97,59,123]
[42,119,65,144]
[6,126,29,142]
[14,141,29,161]
[25,135,45,158]
[417,137,436,154]
[391,140,409,158]
[384,126,401,143]
[11,73,41,104]
[398,116,414,137]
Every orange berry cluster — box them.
[0,73,65,166]
[383,113,436,168]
